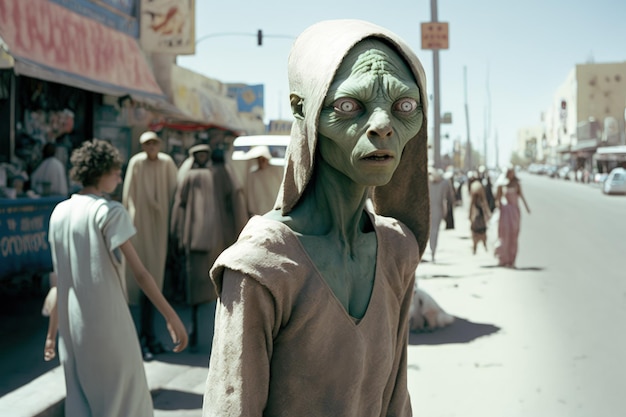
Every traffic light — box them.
[257,29,262,46]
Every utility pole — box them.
[464,65,472,170]
[422,2,448,168]
[495,129,500,168]
[484,64,491,167]
[431,0,441,168]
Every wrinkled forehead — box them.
[333,38,416,85]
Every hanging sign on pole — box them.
[421,22,449,50]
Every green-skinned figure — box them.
[203,20,430,416]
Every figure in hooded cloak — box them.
[243,145,284,216]
[203,20,430,417]
[170,144,219,349]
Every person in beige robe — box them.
[170,144,219,349]
[209,144,248,251]
[244,145,284,216]
[123,131,178,359]
[203,20,430,416]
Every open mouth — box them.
[362,151,394,161]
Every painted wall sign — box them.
[0,0,162,96]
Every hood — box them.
[275,19,430,257]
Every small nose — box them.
[367,109,393,139]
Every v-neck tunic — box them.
[204,210,418,417]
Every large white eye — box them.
[394,97,419,113]
[333,98,361,113]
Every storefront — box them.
[0,0,268,280]
[570,139,598,176]
[0,0,169,179]
[0,0,168,279]
[594,145,626,173]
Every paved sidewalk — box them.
[407,197,582,416]
[0,300,215,417]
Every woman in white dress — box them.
[44,139,187,417]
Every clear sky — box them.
[178,0,626,167]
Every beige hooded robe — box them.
[170,166,220,305]
[122,151,178,304]
[203,19,430,417]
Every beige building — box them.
[518,61,626,171]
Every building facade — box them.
[516,61,626,173]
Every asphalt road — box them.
[411,173,626,417]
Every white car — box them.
[231,134,291,167]
[602,167,626,195]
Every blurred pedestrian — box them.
[122,131,178,360]
[30,142,68,197]
[209,137,248,251]
[203,19,430,416]
[494,166,531,268]
[44,139,187,417]
[244,145,283,216]
[170,144,219,350]
[429,167,454,262]
[469,180,491,254]
[478,165,495,212]
[443,170,455,229]
[466,169,480,193]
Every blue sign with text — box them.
[0,197,64,280]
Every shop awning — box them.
[166,65,265,135]
[556,144,571,154]
[595,145,626,161]
[571,139,599,153]
[0,0,165,100]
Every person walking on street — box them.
[244,145,283,217]
[429,167,454,262]
[170,144,219,350]
[443,170,456,229]
[494,166,531,268]
[469,180,492,254]
[478,165,496,212]
[208,136,248,252]
[123,131,178,360]
[44,139,187,417]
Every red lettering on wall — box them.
[0,0,161,95]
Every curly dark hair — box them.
[69,139,123,187]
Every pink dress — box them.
[495,186,521,267]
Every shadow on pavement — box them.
[514,266,545,271]
[152,388,203,410]
[153,351,211,368]
[408,317,500,346]
[481,264,545,271]
[0,289,60,397]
